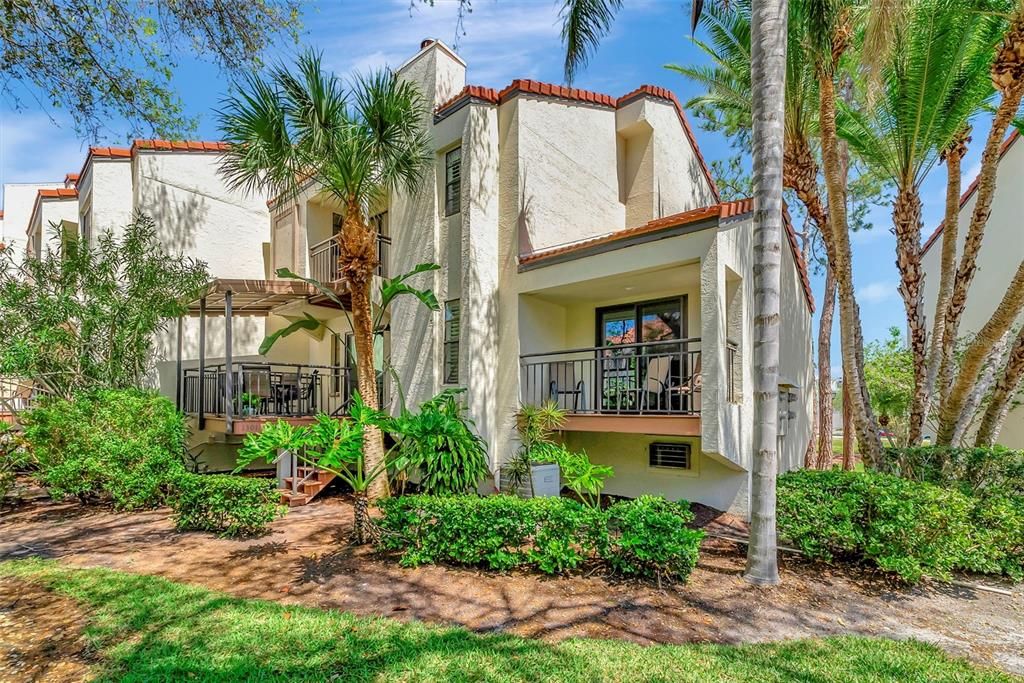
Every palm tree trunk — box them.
[817,74,884,467]
[744,0,787,587]
[816,267,837,469]
[976,326,1024,446]
[842,380,854,470]
[341,210,388,501]
[938,13,1024,406]
[952,330,1012,445]
[891,185,928,444]
[924,131,969,414]
[937,260,1024,443]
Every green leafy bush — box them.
[877,445,1024,497]
[22,389,187,510]
[376,495,607,574]
[0,422,31,504]
[603,496,704,584]
[171,473,284,536]
[387,389,491,495]
[777,469,1023,582]
[377,494,701,583]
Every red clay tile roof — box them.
[88,146,132,159]
[434,85,500,116]
[64,172,79,185]
[0,210,5,219]
[921,129,1021,255]
[38,188,78,199]
[132,139,230,153]
[519,197,815,312]
[617,85,721,203]
[498,79,618,107]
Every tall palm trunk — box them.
[924,131,969,411]
[816,267,837,469]
[340,209,388,500]
[818,75,884,467]
[784,136,834,469]
[744,0,787,587]
[975,326,1024,446]
[938,260,1024,443]
[938,12,1024,404]
[891,185,928,444]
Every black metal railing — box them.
[182,362,351,419]
[520,338,702,416]
[309,233,391,283]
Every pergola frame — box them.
[178,278,349,432]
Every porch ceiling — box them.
[530,262,700,305]
[184,278,350,317]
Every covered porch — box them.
[177,278,353,435]
[516,260,728,436]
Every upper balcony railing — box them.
[520,338,703,416]
[309,234,391,284]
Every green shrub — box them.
[603,496,703,584]
[377,494,702,584]
[171,473,284,536]
[386,390,491,495]
[776,469,1024,582]
[0,422,31,503]
[377,495,608,574]
[877,445,1024,498]
[22,389,187,510]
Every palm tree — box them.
[837,0,1010,445]
[793,0,886,466]
[669,0,845,468]
[561,0,787,585]
[935,4,1024,441]
[218,52,432,499]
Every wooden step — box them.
[280,491,309,507]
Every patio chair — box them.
[548,361,586,412]
[240,365,272,415]
[639,354,673,412]
[673,355,702,413]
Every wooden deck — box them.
[561,414,700,436]
[193,414,321,436]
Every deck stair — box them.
[280,465,336,507]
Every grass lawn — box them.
[1,560,1017,682]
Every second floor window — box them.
[444,299,461,384]
[444,147,461,216]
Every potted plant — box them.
[507,403,565,498]
[237,392,261,416]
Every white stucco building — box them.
[920,129,1023,448]
[176,40,814,515]
[2,141,272,458]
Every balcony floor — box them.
[561,413,700,436]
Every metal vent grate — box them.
[649,442,692,470]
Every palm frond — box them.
[560,0,623,83]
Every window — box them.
[331,333,344,395]
[332,212,342,235]
[444,299,461,384]
[444,147,462,216]
[649,442,692,470]
[80,207,92,245]
[371,211,390,277]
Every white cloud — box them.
[308,0,562,86]
[0,112,87,200]
[857,281,896,304]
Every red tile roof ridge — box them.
[434,85,500,116]
[38,188,78,199]
[922,128,1021,255]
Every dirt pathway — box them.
[1,496,1021,675]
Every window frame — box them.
[443,299,461,385]
[444,146,462,217]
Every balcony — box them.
[182,362,352,433]
[309,233,391,283]
[520,338,738,435]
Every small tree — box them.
[863,328,915,447]
[0,214,208,402]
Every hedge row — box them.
[376,494,704,584]
[777,469,1024,582]
[171,473,284,537]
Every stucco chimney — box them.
[397,39,466,114]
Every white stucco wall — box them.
[920,134,1024,448]
[1,182,63,258]
[28,196,79,256]
[79,158,133,240]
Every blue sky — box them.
[0,0,998,373]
